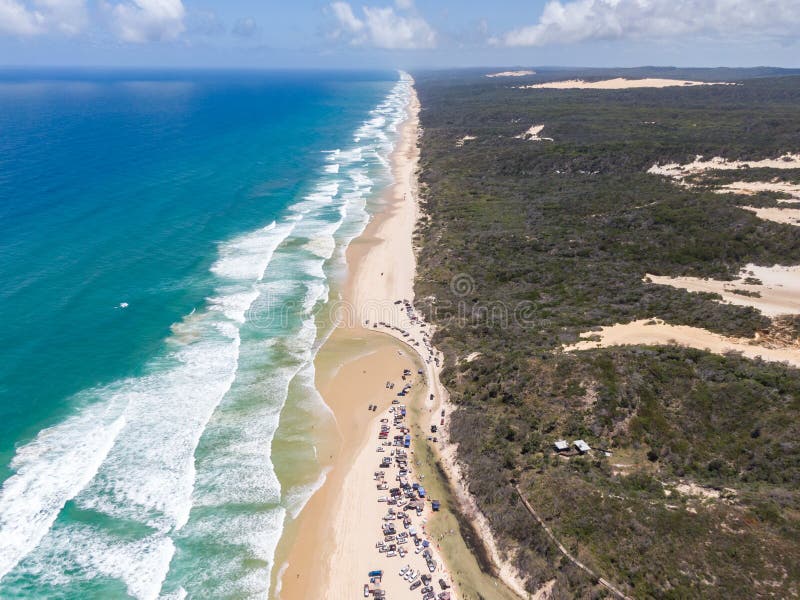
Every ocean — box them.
[0,68,411,598]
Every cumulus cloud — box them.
[500,0,800,46]
[0,0,87,36]
[329,1,436,49]
[108,0,185,43]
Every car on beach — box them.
[410,580,422,591]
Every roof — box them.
[554,440,569,450]
[574,439,591,452]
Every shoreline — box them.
[275,78,526,600]
[277,81,444,599]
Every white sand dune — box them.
[649,154,800,181]
[741,206,800,227]
[564,319,800,368]
[715,180,800,202]
[648,155,800,225]
[514,124,552,142]
[646,264,800,317]
[455,135,476,148]
[519,78,734,90]
[486,70,535,78]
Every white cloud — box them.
[0,0,87,36]
[500,0,800,46]
[330,1,363,34]
[108,0,185,43]
[0,0,41,35]
[329,1,436,49]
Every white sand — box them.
[486,70,535,78]
[342,83,528,599]
[741,206,800,227]
[649,154,800,181]
[519,78,733,90]
[296,82,463,600]
[564,319,800,368]
[514,124,552,142]
[455,135,476,148]
[715,180,800,202]
[648,157,800,226]
[646,264,800,317]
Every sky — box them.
[0,0,799,69]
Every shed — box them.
[573,439,591,454]
[554,440,569,452]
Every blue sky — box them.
[1,0,798,69]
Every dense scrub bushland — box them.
[413,68,800,599]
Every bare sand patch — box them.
[486,70,535,78]
[741,206,800,227]
[456,135,476,148]
[715,180,800,203]
[464,352,481,363]
[514,124,552,142]
[519,78,734,90]
[648,155,800,225]
[648,154,800,182]
[563,319,800,368]
[674,482,722,501]
[646,264,800,317]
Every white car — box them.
[399,565,410,576]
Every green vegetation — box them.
[413,68,800,598]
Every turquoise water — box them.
[0,69,411,598]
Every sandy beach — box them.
[276,83,464,600]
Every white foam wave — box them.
[302,235,336,259]
[74,335,241,532]
[210,221,293,282]
[8,522,174,600]
[0,402,127,582]
[171,507,286,598]
[285,467,331,520]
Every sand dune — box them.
[741,206,800,226]
[519,78,733,90]
[514,124,552,142]
[455,135,476,148]
[564,319,800,368]
[486,70,535,78]
[648,155,800,226]
[715,180,800,202]
[646,264,800,317]
[649,154,800,181]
